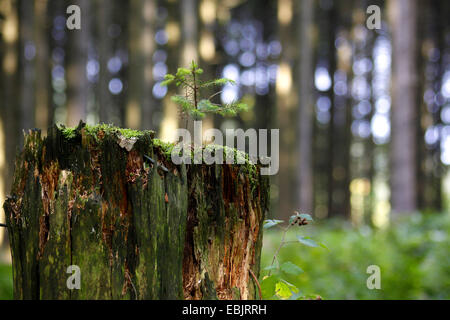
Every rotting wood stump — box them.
[3,123,269,300]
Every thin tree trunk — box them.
[0,0,21,248]
[276,0,295,220]
[18,0,35,131]
[326,4,337,217]
[181,0,198,135]
[66,0,89,127]
[97,0,117,125]
[127,0,157,131]
[34,0,51,134]
[159,0,182,141]
[297,0,315,214]
[389,0,418,214]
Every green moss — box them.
[61,127,77,140]
[59,123,149,141]
[84,124,146,138]
[153,138,176,160]
[59,124,259,191]
[118,128,145,139]
[202,144,260,193]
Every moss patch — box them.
[60,123,150,141]
[59,123,260,190]
[153,138,176,160]
[61,127,77,139]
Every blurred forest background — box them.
[0,0,449,299]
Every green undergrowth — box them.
[261,211,450,299]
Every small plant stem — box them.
[248,268,262,300]
[268,224,291,276]
[192,70,198,109]
[179,78,194,90]
[282,240,299,245]
[185,88,188,130]
[208,90,223,101]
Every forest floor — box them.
[261,211,450,299]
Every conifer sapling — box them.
[161,60,248,121]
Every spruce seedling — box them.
[161,60,248,121]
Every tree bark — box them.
[276,0,295,221]
[389,0,418,214]
[18,0,35,132]
[297,0,315,215]
[3,124,268,300]
[65,0,89,127]
[0,0,21,249]
[127,0,157,131]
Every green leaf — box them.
[220,107,237,117]
[288,291,304,300]
[198,99,220,112]
[200,78,235,88]
[160,74,175,86]
[280,261,304,276]
[297,236,319,247]
[177,67,190,74]
[160,79,174,86]
[275,281,292,299]
[171,95,194,112]
[189,109,205,120]
[318,242,329,250]
[263,265,279,272]
[299,213,313,221]
[263,219,284,229]
[275,280,299,300]
[280,279,297,288]
[260,275,279,299]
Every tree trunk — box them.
[34,0,51,134]
[0,0,21,249]
[126,0,157,131]
[18,0,35,132]
[180,0,198,135]
[297,0,315,215]
[388,0,418,214]
[3,124,268,300]
[276,0,295,221]
[65,0,90,127]
[325,3,337,218]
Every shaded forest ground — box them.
[260,212,450,300]
[0,212,449,300]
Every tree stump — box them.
[3,124,269,300]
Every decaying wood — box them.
[3,123,269,300]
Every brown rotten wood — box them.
[3,123,269,300]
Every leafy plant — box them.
[261,211,450,300]
[161,60,248,121]
[261,211,325,300]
